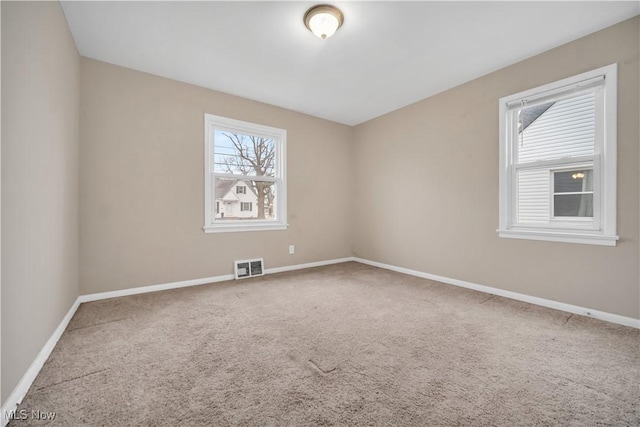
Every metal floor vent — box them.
[234,258,264,280]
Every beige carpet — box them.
[10,262,639,426]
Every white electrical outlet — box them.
[289,245,295,255]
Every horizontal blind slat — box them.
[517,169,550,223]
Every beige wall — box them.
[79,59,354,294]
[1,2,80,402]
[353,17,640,319]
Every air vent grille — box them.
[234,258,264,280]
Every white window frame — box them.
[204,114,287,233]
[498,63,618,246]
[236,185,246,194]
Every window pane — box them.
[214,177,277,220]
[554,194,593,217]
[214,130,275,176]
[517,92,595,163]
[517,169,549,223]
[554,169,593,193]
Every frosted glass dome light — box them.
[304,5,344,39]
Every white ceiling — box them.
[61,1,639,126]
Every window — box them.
[204,114,287,233]
[498,64,617,246]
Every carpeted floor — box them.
[10,262,640,426]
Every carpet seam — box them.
[34,368,111,392]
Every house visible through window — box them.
[204,114,287,233]
[498,63,618,246]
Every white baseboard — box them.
[353,257,640,329]
[78,257,355,303]
[1,298,81,426]
[265,257,354,275]
[78,274,235,303]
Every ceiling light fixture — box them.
[304,5,344,39]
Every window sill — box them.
[204,223,288,234]
[497,229,618,246]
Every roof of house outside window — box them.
[215,180,258,199]
[520,102,555,132]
